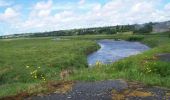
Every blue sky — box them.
[0,0,170,35]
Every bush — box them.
[133,22,153,34]
[127,36,144,41]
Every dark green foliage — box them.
[127,36,144,41]
[115,25,135,33]
[149,62,170,77]
[134,22,153,34]
[29,26,130,37]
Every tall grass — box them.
[0,38,98,97]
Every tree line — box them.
[0,22,154,38]
[29,24,136,37]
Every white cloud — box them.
[34,0,52,10]
[29,0,53,18]
[165,3,170,10]
[1,0,170,35]
[92,4,101,11]
[0,0,12,7]
[78,0,86,5]
[0,8,19,22]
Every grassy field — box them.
[0,33,170,98]
[0,38,98,97]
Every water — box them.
[87,40,150,66]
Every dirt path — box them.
[26,80,170,100]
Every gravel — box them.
[26,80,170,100]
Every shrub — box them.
[127,36,144,41]
[150,62,170,77]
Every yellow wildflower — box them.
[32,70,37,73]
[96,61,102,66]
[26,66,30,68]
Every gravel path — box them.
[26,80,170,100]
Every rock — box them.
[156,53,170,62]
[112,79,128,92]
[67,95,72,99]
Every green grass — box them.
[0,33,170,98]
[0,38,98,97]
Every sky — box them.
[0,0,170,35]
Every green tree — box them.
[133,22,153,34]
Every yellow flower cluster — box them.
[95,61,102,67]
[26,65,46,82]
[143,61,152,73]
[30,70,38,79]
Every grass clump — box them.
[141,61,170,77]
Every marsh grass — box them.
[0,38,98,97]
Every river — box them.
[87,40,150,66]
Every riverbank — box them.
[0,33,170,99]
[68,34,170,88]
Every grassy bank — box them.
[68,34,170,87]
[0,33,170,98]
[0,38,98,97]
